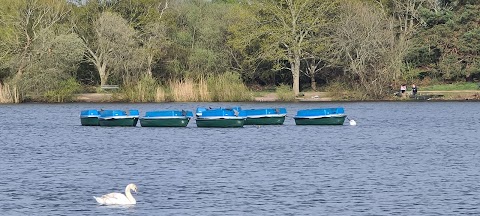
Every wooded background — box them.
[0,0,478,102]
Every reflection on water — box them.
[0,102,480,215]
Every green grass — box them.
[421,82,479,91]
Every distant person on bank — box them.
[412,84,418,96]
[400,84,407,94]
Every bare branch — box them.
[158,0,169,19]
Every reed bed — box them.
[122,75,162,102]
[169,79,199,102]
[155,87,166,102]
[122,72,252,102]
[197,76,211,101]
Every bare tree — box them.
[333,0,405,99]
[84,11,137,86]
[13,0,70,76]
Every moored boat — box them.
[98,110,139,127]
[244,108,287,125]
[293,107,347,125]
[140,110,193,127]
[80,109,101,126]
[195,107,246,128]
[195,106,241,117]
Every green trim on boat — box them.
[80,117,100,126]
[196,119,245,128]
[294,116,346,125]
[99,118,138,127]
[140,118,190,127]
[245,116,285,125]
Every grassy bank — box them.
[4,79,480,103]
[420,82,479,91]
[75,88,480,103]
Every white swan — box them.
[94,183,138,205]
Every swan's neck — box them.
[125,186,136,204]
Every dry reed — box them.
[0,83,14,103]
[169,79,198,102]
[122,72,252,102]
[155,87,166,102]
[197,76,211,101]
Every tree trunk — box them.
[310,76,317,91]
[13,85,20,104]
[146,54,153,78]
[292,55,301,96]
[12,73,22,103]
[309,64,317,91]
[98,62,108,86]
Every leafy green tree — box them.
[0,0,20,81]
[226,3,270,83]
[0,0,75,102]
[229,0,336,95]
[19,32,84,100]
[406,0,480,81]
[163,0,232,78]
[301,3,338,91]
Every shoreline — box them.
[73,90,480,103]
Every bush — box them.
[43,78,82,102]
[276,84,295,101]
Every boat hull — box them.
[196,118,245,128]
[294,116,346,125]
[80,117,100,126]
[140,118,190,127]
[99,118,138,127]
[245,116,285,125]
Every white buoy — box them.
[349,119,357,126]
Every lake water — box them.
[0,102,479,215]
